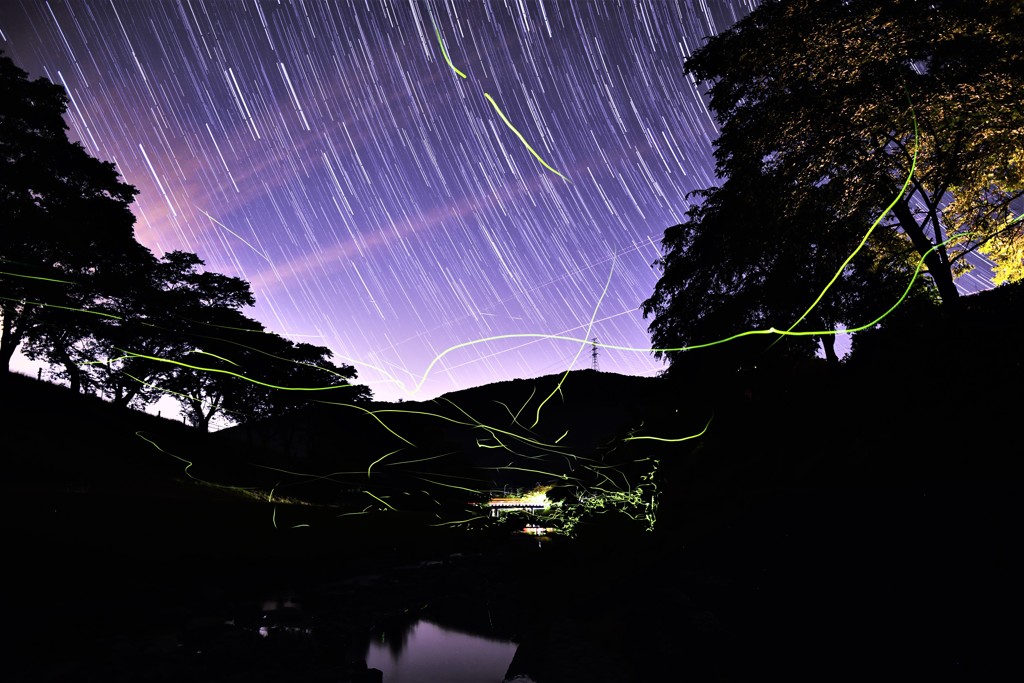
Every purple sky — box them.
[2,0,763,401]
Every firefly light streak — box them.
[2,200,977,533]
[768,95,920,349]
[109,134,981,533]
[6,1,1006,404]
[6,1,772,402]
[434,24,570,182]
[4,168,991,533]
[3,2,1013,534]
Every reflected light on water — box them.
[366,620,518,683]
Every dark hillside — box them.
[213,369,701,506]
[3,281,1022,681]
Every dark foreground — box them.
[4,285,1024,681]
[5,476,1020,683]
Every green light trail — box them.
[363,490,396,511]
[187,349,242,367]
[367,448,405,478]
[434,26,467,79]
[771,97,920,346]
[115,349,362,393]
[0,295,122,319]
[531,255,615,428]
[483,93,570,182]
[135,430,196,479]
[433,24,569,182]
[413,476,485,495]
[624,416,713,443]
[315,399,417,447]
[0,270,77,284]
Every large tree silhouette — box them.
[0,51,147,373]
[645,0,1023,367]
[40,250,253,409]
[2,52,370,424]
[69,249,370,430]
[159,314,370,433]
[643,165,934,370]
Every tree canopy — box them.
[0,50,148,372]
[644,0,1024,369]
[1,51,370,428]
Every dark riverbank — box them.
[7,477,1019,682]
[4,282,1024,681]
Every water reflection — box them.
[366,619,518,683]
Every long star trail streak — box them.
[4,1,776,402]
[4,2,1010,533]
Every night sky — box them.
[3,0,763,402]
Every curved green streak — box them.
[116,350,359,393]
[436,396,567,452]
[367,448,404,478]
[121,372,227,412]
[383,451,454,467]
[188,349,241,367]
[176,315,263,334]
[192,329,356,383]
[435,27,467,79]
[0,295,122,319]
[315,400,417,447]
[252,462,360,482]
[369,402,564,454]
[775,100,920,343]
[430,515,488,527]
[512,385,536,426]
[135,431,195,479]
[363,490,396,510]
[415,476,483,495]
[624,416,713,443]
[134,321,360,386]
[484,93,569,181]
[0,270,76,284]
[477,464,574,481]
[532,256,615,428]
[663,233,960,350]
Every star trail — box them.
[0,0,760,402]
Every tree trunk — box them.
[67,364,81,394]
[1,306,22,371]
[113,377,126,407]
[188,404,210,432]
[890,198,961,306]
[0,339,16,373]
[819,334,839,367]
[53,344,82,394]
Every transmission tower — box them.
[591,337,600,372]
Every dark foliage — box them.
[1,51,369,429]
[644,0,1024,376]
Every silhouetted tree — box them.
[236,334,371,418]
[643,165,935,370]
[62,250,249,409]
[159,311,370,432]
[1,51,369,420]
[1,51,147,374]
[95,251,372,430]
[645,0,1022,374]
